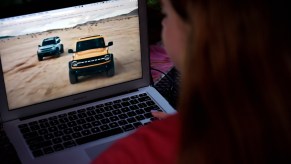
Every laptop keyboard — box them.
[18,93,162,157]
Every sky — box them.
[0,0,137,36]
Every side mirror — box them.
[107,41,113,47]
[38,45,41,47]
[68,49,74,53]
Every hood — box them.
[73,48,108,60]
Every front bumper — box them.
[71,60,113,76]
[38,50,58,57]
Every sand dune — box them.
[0,15,142,110]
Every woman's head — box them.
[162,0,291,163]
[160,0,189,71]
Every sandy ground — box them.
[0,15,142,110]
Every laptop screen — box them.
[0,0,149,120]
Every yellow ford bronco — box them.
[68,35,114,84]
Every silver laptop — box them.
[0,0,176,163]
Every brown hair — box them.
[169,0,291,163]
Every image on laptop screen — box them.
[0,0,142,111]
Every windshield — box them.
[42,39,56,46]
[76,38,105,52]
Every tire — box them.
[55,48,60,57]
[106,59,115,77]
[60,44,64,53]
[38,55,43,61]
[69,62,78,84]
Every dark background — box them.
[0,0,108,18]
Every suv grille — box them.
[72,55,109,67]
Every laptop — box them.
[0,0,176,163]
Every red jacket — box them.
[91,114,180,164]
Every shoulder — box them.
[92,114,181,164]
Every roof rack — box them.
[79,35,102,40]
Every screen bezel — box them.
[0,0,150,122]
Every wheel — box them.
[106,60,115,77]
[55,48,60,57]
[69,71,78,84]
[69,62,78,84]
[38,55,43,61]
[60,44,64,53]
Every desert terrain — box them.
[0,15,142,110]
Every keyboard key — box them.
[122,124,135,131]
[127,117,137,123]
[129,99,139,104]
[91,127,101,134]
[109,116,119,122]
[44,134,54,140]
[95,104,104,108]
[81,130,91,136]
[104,106,113,111]
[144,113,153,118]
[87,110,96,116]
[62,135,72,141]
[76,127,123,145]
[72,132,82,139]
[32,150,43,157]
[30,140,52,151]
[100,125,110,131]
[109,122,118,128]
[113,104,122,109]
[52,138,62,144]
[121,102,130,107]
[122,98,130,101]
[135,115,145,121]
[82,123,92,129]
[104,112,113,117]
[18,124,28,129]
[87,106,95,110]
[26,136,44,146]
[112,109,122,115]
[121,107,130,113]
[63,128,73,134]
[38,129,48,135]
[48,126,58,132]
[118,113,128,119]
[105,102,113,106]
[67,121,77,127]
[118,120,128,126]
[100,118,110,124]
[58,124,68,130]
[129,105,138,110]
[54,131,64,137]
[63,141,76,148]
[133,122,142,128]
[43,146,54,154]
[95,114,105,120]
[92,121,101,127]
[95,108,105,113]
[78,113,87,118]
[73,126,82,132]
[127,111,137,117]
[53,144,64,151]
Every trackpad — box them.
[85,141,115,160]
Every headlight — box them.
[104,54,110,61]
[71,61,78,67]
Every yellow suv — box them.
[68,35,114,84]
